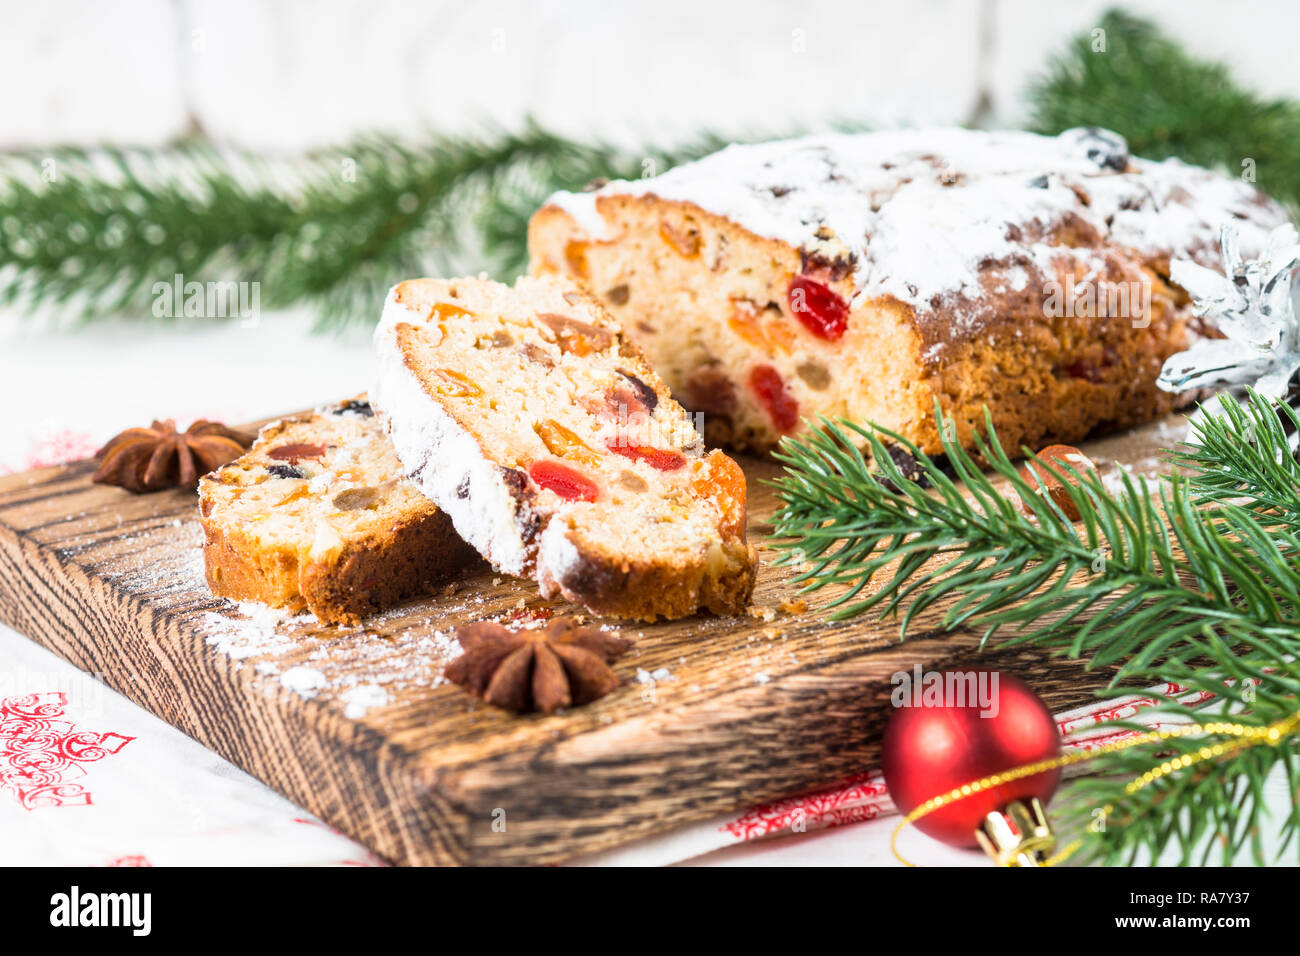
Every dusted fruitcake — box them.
[199,398,477,625]
[529,127,1290,455]
[371,275,757,621]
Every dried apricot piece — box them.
[659,219,701,258]
[728,298,794,354]
[433,367,483,398]
[535,420,601,466]
[564,240,589,279]
[691,451,747,539]
[275,485,312,507]
[727,299,768,349]
[765,318,798,354]
[431,301,474,321]
[538,313,614,356]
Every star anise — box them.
[445,617,632,713]
[93,419,253,493]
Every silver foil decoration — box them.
[1157,223,1300,400]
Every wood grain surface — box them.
[0,412,1173,865]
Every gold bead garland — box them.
[890,709,1300,867]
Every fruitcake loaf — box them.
[371,275,757,621]
[199,398,478,625]
[529,127,1290,455]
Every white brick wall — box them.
[0,0,186,146]
[178,0,983,150]
[5,0,1291,152]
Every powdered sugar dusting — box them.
[195,595,470,719]
[203,602,309,659]
[94,518,207,600]
[372,287,534,576]
[546,127,1288,323]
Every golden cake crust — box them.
[198,400,477,625]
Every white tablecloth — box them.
[2,310,1292,866]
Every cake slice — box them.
[199,398,478,625]
[528,127,1290,455]
[371,275,757,621]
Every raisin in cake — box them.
[371,276,757,621]
[199,398,477,625]
[529,127,1290,455]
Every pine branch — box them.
[1173,390,1300,534]
[770,398,1300,863]
[1028,9,1300,211]
[769,410,1300,681]
[0,126,721,328]
[1061,645,1300,866]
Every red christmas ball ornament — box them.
[881,668,1062,849]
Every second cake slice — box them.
[372,275,757,620]
[200,398,478,624]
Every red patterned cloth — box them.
[0,692,134,809]
[0,629,387,867]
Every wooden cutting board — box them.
[0,412,1173,865]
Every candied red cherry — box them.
[749,364,799,433]
[1064,346,1117,383]
[787,275,849,341]
[1064,361,1102,383]
[528,460,599,502]
[604,438,686,472]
